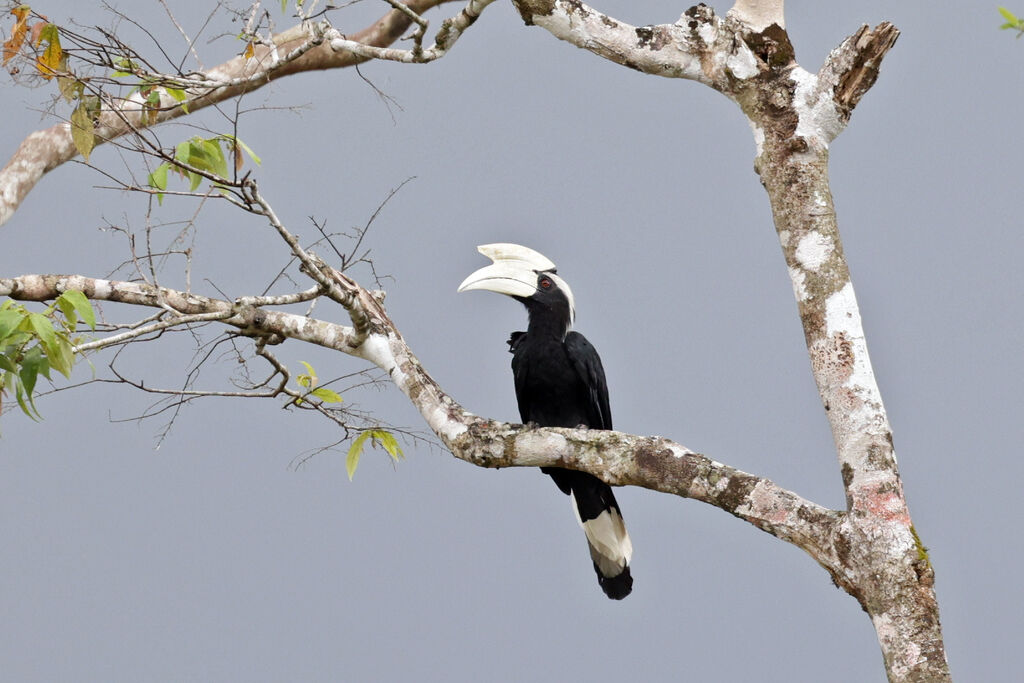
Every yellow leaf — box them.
[244,41,255,60]
[34,23,61,80]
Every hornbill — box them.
[458,243,633,599]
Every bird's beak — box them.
[457,261,538,297]
[457,243,557,297]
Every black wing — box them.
[564,331,612,430]
[507,331,531,423]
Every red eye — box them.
[540,279,552,289]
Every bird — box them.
[458,243,633,599]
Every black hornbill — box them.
[458,243,633,600]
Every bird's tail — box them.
[568,474,634,600]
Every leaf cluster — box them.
[295,360,344,405]
[2,6,61,77]
[292,361,403,479]
[1000,7,1024,36]
[0,292,95,423]
[147,134,261,203]
[346,429,404,481]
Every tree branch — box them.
[328,0,497,63]
[0,0,461,227]
[0,270,841,572]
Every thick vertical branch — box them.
[509,3,948,681]
[742,21,947,683]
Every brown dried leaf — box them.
[2,6,31,66]
[29,19,45,46]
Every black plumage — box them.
[459,244,633,600]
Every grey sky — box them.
[1,1,1018,680]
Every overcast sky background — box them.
[1,1,1019,680]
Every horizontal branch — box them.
[510,1,756,89]
[0,273,365,354]
[329,0,496,63]
[0,270,841,568]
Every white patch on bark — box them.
[825,283,884,406]
[824,282,856,337]
[788,266,808,301]
[431,406,467,442]
[728,0,785,31]
[666,443,693,458]
[749,120,766,157]
[791,67,842,146]
[794,230,833,272]
[726,45,759,80]
[355,334,395,370]
[697,21,717,46]
[516,430,568,467]
[92,279,113,299]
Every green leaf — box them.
[310,387,342,403]
[173,140,202,190]
[0,353,17,373]
[346,429,404,480]
[148,162,169,190]
[0,308,26,341]
[299,360,316,380]
[18,346,46,418]
[346,431,372,480]
[221,134,262,166]
[373,430,404,461]
[296,360,316,389]
[201,138,229,178]
[70,102,95,161]
[147,162,169,204]
[174,139,191,162]
[15,379,39,420]
[56,54,82,103]
[21,344,51,383]
[55,295,77,330]
[43,336,74,378]
[26,313,57,351]
[111,56,139,77]
[59,290,96,330]
[165,87,190,113]
[1000,7,1018,23]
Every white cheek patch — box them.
[548,272,576,326]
